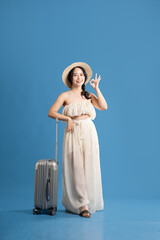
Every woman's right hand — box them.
[67,118,74,133]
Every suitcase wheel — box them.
[49,208,56,216]
[33,208,39,215]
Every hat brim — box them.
[62,62,92,88]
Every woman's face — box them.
[72,67,85,87]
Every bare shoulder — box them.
[56,91,70,104]
[48,91,70,113]
[57,91,67,100]
[60,91,72,106]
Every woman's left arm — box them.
[89,73,108,110]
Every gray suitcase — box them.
[33,118,59,216]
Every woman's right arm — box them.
[48,92,69,121]
[48,93,74,132]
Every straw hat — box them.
[62,62,92,88]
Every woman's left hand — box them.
[89,73,101,90]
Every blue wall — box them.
[0,0,160,203]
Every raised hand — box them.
[89,73,101,90]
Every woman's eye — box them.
[73,74,83,76]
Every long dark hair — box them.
[67,66,91,100]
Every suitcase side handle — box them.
[46,178,50,201]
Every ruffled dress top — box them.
[61,100,96,121]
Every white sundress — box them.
[61,100,104,214]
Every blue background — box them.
[0,0,160,239]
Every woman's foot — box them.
[79,206,91,218]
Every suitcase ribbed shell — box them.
[34,159,58,211]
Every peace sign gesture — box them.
[89,73,101,90]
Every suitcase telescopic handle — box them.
[55,118,58,163]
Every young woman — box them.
[48,62,108,218]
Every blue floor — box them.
[1,193,160,240]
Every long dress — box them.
[61,100,104,214]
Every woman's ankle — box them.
[80,205,88,212]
